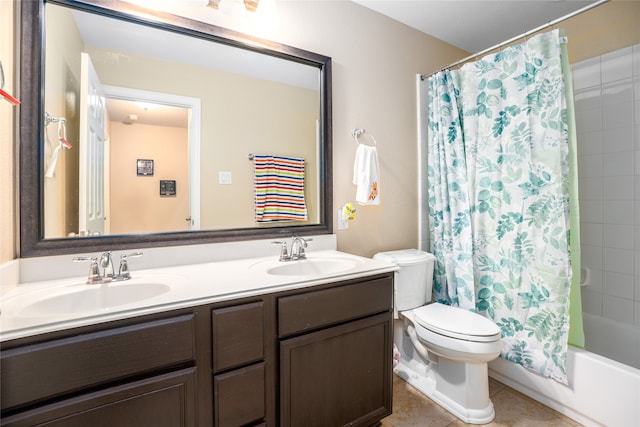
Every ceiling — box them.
[353,0,599,53]
[105,98,189,128]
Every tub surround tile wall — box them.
[636,43,640,328]
[574,43,640,368]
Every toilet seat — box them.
[413,303,501,342]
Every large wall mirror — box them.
[20,0,332,257]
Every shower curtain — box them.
[427,30,575,383]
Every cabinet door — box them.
[1,368,197,427]
[280,313,392,427]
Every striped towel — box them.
[254,155,307,222]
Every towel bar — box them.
[352,128,377,146]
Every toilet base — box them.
[394,358,496,424]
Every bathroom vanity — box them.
[0,251,395,427]
[4,0,396,423]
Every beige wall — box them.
[270,1,467,257]
[43,4,82,238]
[198,78,320,229]
[1,0,15,263]
[8,1,636,262]
[563,0,640,64]
[109,122,189,234]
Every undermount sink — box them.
[264,257,362,276]
[17,282,171,318]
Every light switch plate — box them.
[218,171,232,184]
[337,208,349,229]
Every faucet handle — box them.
[118,252,143,280]
[73,256,101,284]
[271,241,289,261]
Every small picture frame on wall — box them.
[136,159,154,176]
[160,180,177,196]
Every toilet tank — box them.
[373,249,436,311]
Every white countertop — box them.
[0,249,396,342]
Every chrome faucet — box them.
[290,236,311,260]
[271,236,312,261]
[73,251,143,284]
[99,251,115,281]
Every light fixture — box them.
[135,101,159,111]
[244,0,259,12]
[206,0,259,14]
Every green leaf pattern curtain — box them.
[427,30,573,383]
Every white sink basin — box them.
[17,282,171,318]
[261,256,362,276]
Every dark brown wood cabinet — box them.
[212,301,267,427]
[0,273,393,427]
[214,362,266,427]
[0,313,199,427]
[1,368,197,427]
[278,276,394,427]
[280,313,392,427]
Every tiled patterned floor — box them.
[381,375,582,426]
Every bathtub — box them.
[489,341,640,426]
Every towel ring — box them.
[352,128,377,147]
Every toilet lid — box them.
[413,303,501,342]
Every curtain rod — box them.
[421,0,609,79]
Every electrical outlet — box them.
[337,208,349,229]
[218,171,232,184]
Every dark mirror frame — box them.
[19,0,333,257]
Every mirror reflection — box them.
[43,2,322,239]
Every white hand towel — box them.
[352,144,380,205]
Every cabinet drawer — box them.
[1,313,195,411]
[2,368,197,427]
[278,276,392,337]
[212,301,264,372]
[213,362,265,427]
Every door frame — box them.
[102,85,202,230]
[79,52,107,236]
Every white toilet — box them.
[374,249,502,424]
